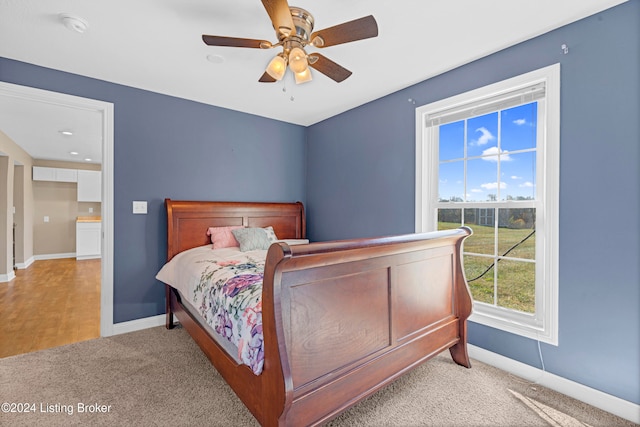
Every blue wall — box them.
[306,2,639,404]
[0,58,307,323]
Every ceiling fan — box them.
[202,0,378,84]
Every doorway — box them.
[0,82,114,353]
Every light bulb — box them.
[266,55,286,80]
[294,68,313,84]
[288,47,308,74]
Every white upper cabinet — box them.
[33,166,78,182]
[77,170,102,202]
[32,167,101,201]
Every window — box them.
[415,64,560,344]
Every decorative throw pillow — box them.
[232,227,272,252]
[207,226,243,249]
[263,226,278,243]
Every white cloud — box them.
[482,146,512,162]
[520,181,534,188]
[513,118,527,126]
[471,188,483,193]
[474,127,495,146]
[511,175,522,180]
[481,182,507,190]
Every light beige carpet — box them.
[0,326,634,426]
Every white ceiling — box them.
[0,89,104,164]
[0,0,627,164]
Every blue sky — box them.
[438,102,537,202]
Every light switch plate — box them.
[132,201,147,214]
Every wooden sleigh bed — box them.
[161,199,473,426]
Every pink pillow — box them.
[207,226,244,249]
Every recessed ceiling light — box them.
[84,158,92,162]
[59,13,89,34]
[59,130,74,136]
[69,151,79,156]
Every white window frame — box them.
[415,64,560,345]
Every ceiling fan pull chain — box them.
[280,78,295,102]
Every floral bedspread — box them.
[156,246,267,374]
[195,256,265,374]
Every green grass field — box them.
[439,221,536,313]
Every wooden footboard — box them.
[162,200,472,426]
[261,228,472,426]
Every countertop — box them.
[77,216,102,223]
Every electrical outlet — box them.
[44,216,49,222]
[132,201,147,214]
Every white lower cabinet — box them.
[76,222,102,260]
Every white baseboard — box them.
[34,252,76,261]
[76,255,101,260]
[15,256,35,269]
[9,255,66,275]
[110,314,166,336]
[0,270,16,283]
[468,344,640,424]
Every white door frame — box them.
[0,81,115,336]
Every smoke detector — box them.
[59,13,89,34]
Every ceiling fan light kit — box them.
[294,67,312,84]
[266,54,287,80]
[202,0,378,85]
[288,47,308,74]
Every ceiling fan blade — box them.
[259,72,277,83]
[311,15,378,48]
[202,35,271,49]
[308,53,352,83]
[261,0,295,38]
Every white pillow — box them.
[275,239,309,246]
[263,226,278,242]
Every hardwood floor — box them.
[0,258,100,358]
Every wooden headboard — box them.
[165,199,306,261]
